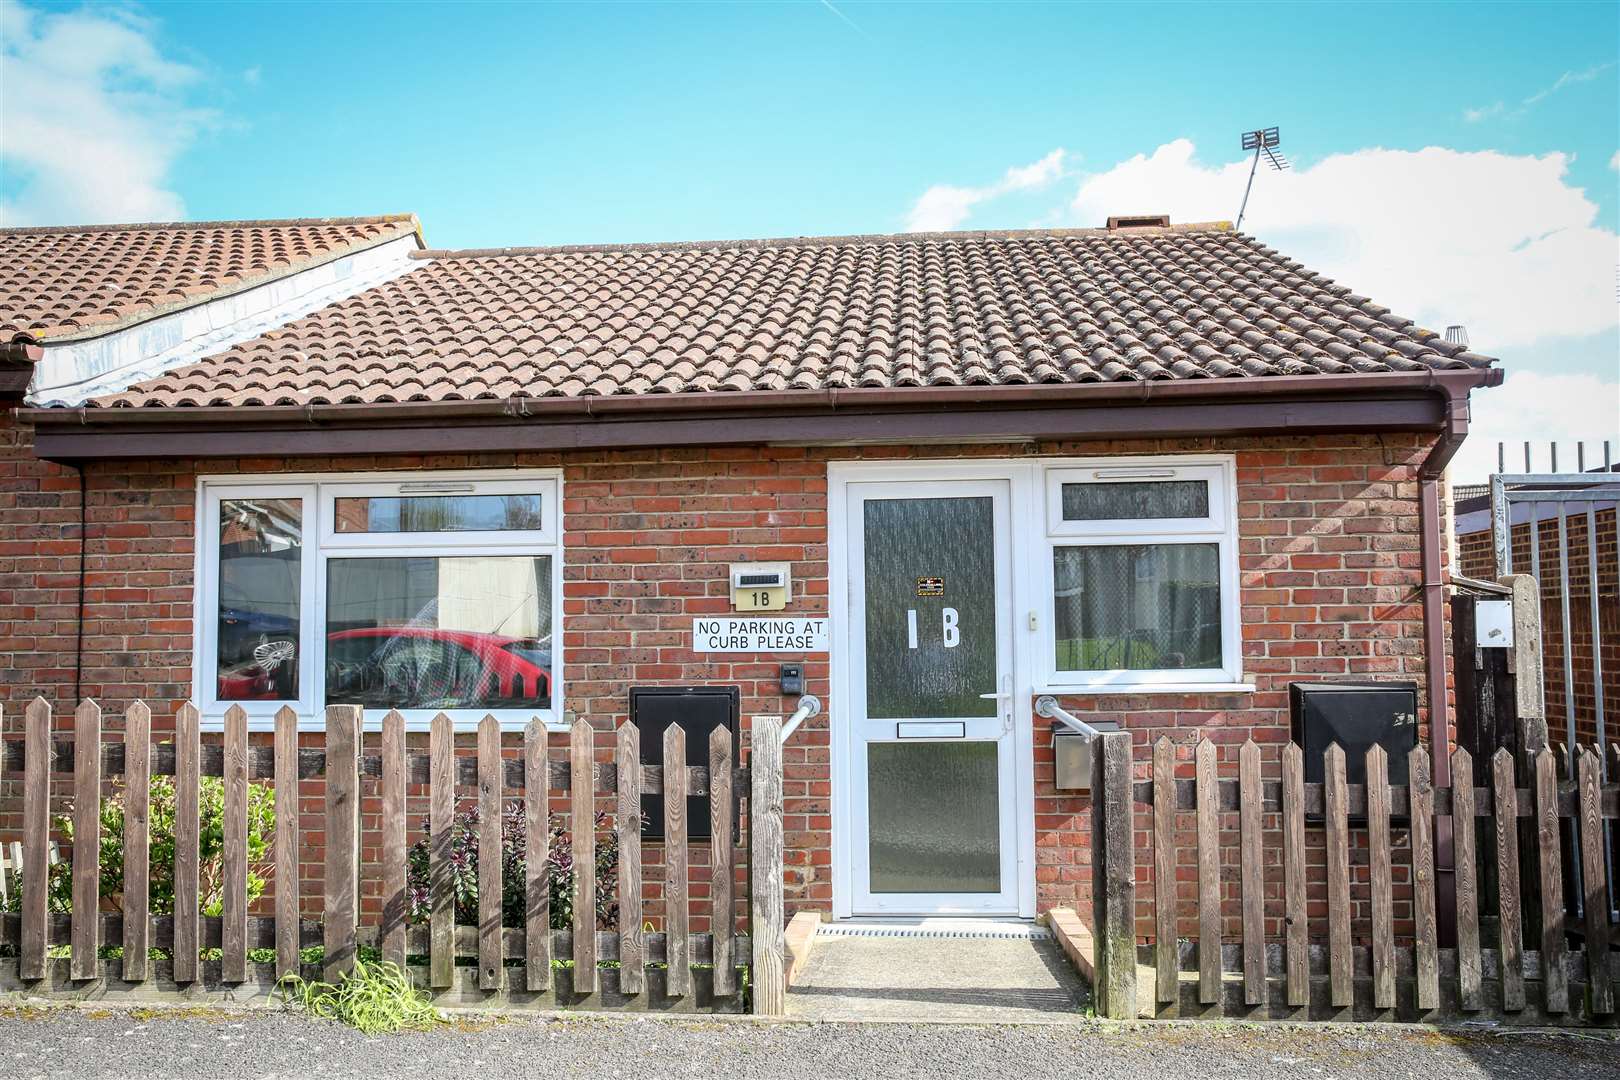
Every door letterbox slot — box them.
[895,721,966,739]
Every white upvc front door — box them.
[842,477,1021,915]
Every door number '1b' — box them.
[906,607,960,649]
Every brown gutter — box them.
[22,367,1499,429]
[0,336,45,402]
[26,375,1498,462]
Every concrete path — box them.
[786,926,1090,1023]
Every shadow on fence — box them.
[0,699,790,1015]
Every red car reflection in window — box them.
[216,627,551,708]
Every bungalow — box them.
[1,213,1500,921]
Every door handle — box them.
[978,690,1010,700]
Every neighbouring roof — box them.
[83,220,1495,409]
[0,215,421,342]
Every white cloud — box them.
[1067,138,1616,350]
[906,149,1067,232]
[1466,60,1616,122]
[0,1,215,225]
[1611,149,1620,171]
[1451,371,1620,484]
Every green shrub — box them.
[3,776,276,918]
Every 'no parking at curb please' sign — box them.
[692,617,829,653]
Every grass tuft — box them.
[276,958,444,1036]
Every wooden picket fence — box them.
[0,699,791,1015]
[1086,732,1620,1024]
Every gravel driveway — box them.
[3,1004,1617,1080]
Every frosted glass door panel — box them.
[862,496,996,719]
[866,741,1001,893]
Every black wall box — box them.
[627,685,740,842]
[1289,680,1419,824]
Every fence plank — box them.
[1407,746,1438,1011]
[1281,741,1308,1008]
[430,712,455,989]
[20,698,51,981]
[525,718,552,993]
[1152,736,1177,1004]
[1533,747,1568,1013]
[570,718,597,992]
[1238,739,1264,1006]
[664,724,691,998]
[750,715,786,1018]
[380,710,407,971]
[1366,744,1394,1010]
[1324,743,1352,1008]
[1450,747,1482,1011]
[221,703,249,983]
[1195,738,1220,1004]
[1576,747,1613,1014]
[615,722,643,995]
[1491,748,1526,1011]
[477,715,503,990]
[710,724,735,996]
[122,701,151,983]
[273,705,300,980]
[172,702,201,984]
[323,704,361,983]
[70,699,102,981]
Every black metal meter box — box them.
[628,686,740,842]
[1289,680,1418,824]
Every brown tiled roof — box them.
[88,222,1495,409]
[1,215,421,341]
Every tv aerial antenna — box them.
[1235,127,1290,231]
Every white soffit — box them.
[28,234,424,406]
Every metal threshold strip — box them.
[819,919,1051,940]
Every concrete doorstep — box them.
[783,918,1090,1024]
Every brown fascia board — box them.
[25,368,1502,462]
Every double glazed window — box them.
[200,474,562,729]
[1043,461,1239,688]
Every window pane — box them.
[325,556,552,710]
[1052,544,1221,671]
[333,493,543,534]
[1060,480,1208,521]
[217,498,302,701]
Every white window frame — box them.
[1039,455,1243,691]
[195,468,565,732]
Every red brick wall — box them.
[1,409,1443,945]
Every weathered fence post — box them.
[1091,729,1137,1020]
[323,704,361,982]
[20,697,50,981]
[123,700,151,983]
[70,698,102,981]
[749,714,786,1017]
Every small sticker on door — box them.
[916,577,944,596]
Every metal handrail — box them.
[780,694,823,742]
[1035,694,1105,740]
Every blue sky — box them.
[2,1,1616,480]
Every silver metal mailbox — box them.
[1052,719,1121,792]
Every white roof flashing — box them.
[27,234,424,407]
